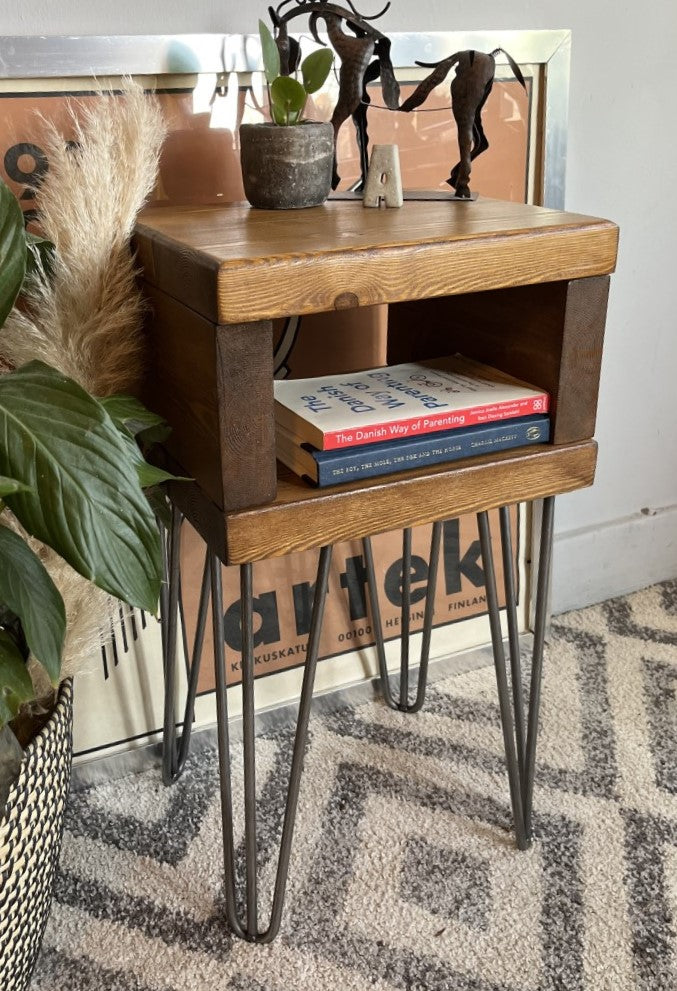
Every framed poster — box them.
[0,29,570,762]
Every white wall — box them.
[4,1,676,612]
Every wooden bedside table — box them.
[134,197,618,942]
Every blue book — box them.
[276,414,550,487]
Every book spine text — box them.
[321,396,548,450]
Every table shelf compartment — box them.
[387,276,610,446]
[137,199,617,518]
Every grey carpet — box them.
[31,580,677,990]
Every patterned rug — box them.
[31,580,677,991]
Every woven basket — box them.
[0,681,73,991]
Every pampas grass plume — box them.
[2,79,166,396]
[1,80,166,685]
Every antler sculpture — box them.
[264,3,527,198]
[399,48,527,197]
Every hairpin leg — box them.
[160,503,209,785]
[213,544,334,942]
[477,498,555,849]
[499,505,527,781]
[363,522,442,713]
[522,496,555,838]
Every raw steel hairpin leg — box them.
[160,503,210,785]
[476,497,555,849]
[213,544,334,943]
[477,508,527,850]
[498,505,527,781]
[522,496,555,838]
[363,522,443,713]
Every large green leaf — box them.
[146,486,172,529]
[98,396,185,487]
[271,75,306,124]
[99,394,166,436]
[99,393,171,447]
[259,19,281,85]
[0,630,34,727]
[0,525,65,685]
[0,177,27,329]
[0,361,163,614]
[301,48,334,94]
[113,424,184,489]
[0,476,31,498]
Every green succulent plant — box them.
[0,175,167,733]
[259,18,334,125]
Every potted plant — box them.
[239,19,335,209]
[0,176,167,989]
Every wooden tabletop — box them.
[135,198,619,325]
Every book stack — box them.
[274,354,550,487]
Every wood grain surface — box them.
[135,199,618,323]
[141,290,277,511]
[141,284,223,507]
[215,321,277,511]
[223,441,597,563]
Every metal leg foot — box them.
[213,545,334,942]
[161,504,209,785]
[477,498,555,848]
[364,522,442,713]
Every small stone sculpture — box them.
[363,143,402,207]
[399,48,527,197]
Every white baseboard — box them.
[552,503,677,614]
[71,636,504,789]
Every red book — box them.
[274,354,549,451]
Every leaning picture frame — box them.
[0,29,570,769]
[0,29,569,203]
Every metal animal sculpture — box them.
[268,1,399,188]
[400,48,527,197]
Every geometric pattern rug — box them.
[31,579,677,991]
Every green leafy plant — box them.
[259,18,334,125]
[0,176,165,733]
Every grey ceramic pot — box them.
[239,121,334,210]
